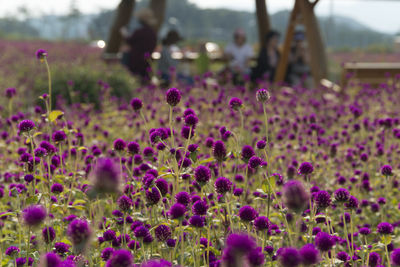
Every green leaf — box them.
[49,110,64,122]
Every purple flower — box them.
[67,219,91,252]
[5,87,16,98]
[214,177,232,194]
[175,191,191,206]
[194,165,211,185]
[298,162,313,175]
[52,130,67,143]
[278,247,301,267]
[117,195,132,212]
[300,244,320,265]
[18,120,35,133]
[254,216,270,231]
[101,247,114,261]
[391,248,400,266]
[169,203,186,219]
[334,188,350,202]
[315,232,334,252]
[192,200,208,216]
[248,156,262,169]
[229,97,243,110]
[314,190,331,209]
[50,183,64,194]
[345,195,359,210]
[127,142,140,154]
[54,242,70,255]
[238,205,257,222]
[369,252,381,267]
[226,233,256,254]
[256,140,266,149]
[103,230,117,241]
[213,140,227,162]
[282,180,309,213]
[377,222,393,235]
[130,98,143,111]
[89,158,121,194]
[113,138,126,151]
[145,187,161,205]
[134,226,150,239]
[241,145,255,162]
[36,49,48,60]
[166,88,181,106]
[247,247,265,266]
[22,205,46,226]
[5,246,20,256]
[106,249,133,267]
[189,215,205,228]
[42,227,56,243]
[381,165,393,176]
[155,225,171,242]
[39,252,61,267]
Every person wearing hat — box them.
[120,8,158,83]
[224,28,254,84]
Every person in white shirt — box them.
[224,28,254,77]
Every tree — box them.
[255,0,270,47]
[149,0,167,33]
[105,0,136,54]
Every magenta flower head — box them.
[145,187,161,205]
[42,226,56,243]
[169,203,186,220]
[89,158,121,195]
[67,219,91,253]
[117,195,132,212]
[214,177,232,194]
[130,97,143,111]
[334,188,350,203]
[247,247,265,266]
[213,140,227,162]
[300,244,320,266]
[391,248,400,266]
[52,130,67,143]
[22,205,46,227]
[226,233,256,255]
[154,225,171,242]
[256,88,271,103]
[282,180,309,213]
[18,120,35,133]
[248,156,262,169]
[377,222,393,235]
[345,195,359,210]
[166,88,181,106]
[238,205,258,222]
[278,247,301,267]
[315,232,334,252]
[314,190,331,209]
[298,162,314,175]
[194,165,211,186]
[5,87,16,98]
[381,165,393,176]
[229,97,243,111]
[36,49,48,60]
[113,138,126,152]
[39,252,61,267]
[106,249,133,267]
[254,216,270,231]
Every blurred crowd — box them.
[119,8,311,87]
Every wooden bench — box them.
[341,62,400,88]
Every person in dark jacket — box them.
[251,30,281,83]
[121,8,157,83]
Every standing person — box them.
[287,31,311,86]
[251,30,281,83]
[120,8,157,83]
[158,30,181,85]
[224,28,254,84]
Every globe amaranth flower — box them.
[192,200,208,216]
[89,158,121,194]
[377,222,393,235]
[52,130,67,143]
[214,177,232,194]
[229,97,243,111]
[18,120,35,133]
[256,88,271,103]
[189,215,205,228]
[336,251,350,262]
[67,219,91,252]
[103,229,117,241]
[213,140,227,162]
[300,244,320,266]
[169,203,186,219]
[278,247,301,267]
[127,142,140,154]
[113,138,126,151]
[226,233,256,255]
[5,246,20,256]
[238,205,258,222]
[282,180,309,213]
[39,252,61,267]
[50,183,64,194]
[106,249,133,267]
[334,188,350,202]
[368,251,381,267]
[5,87,16,98]
[101,247,114,261]
[134,226,150,239]
[254,216,270,231]
[381,164,393,176]
[345,195,359,210]
[117,195,132,212]
[165,88,181,106]
[194,165,211,186]
[314,190,331,209]
[42,226,56,243]
[315,232,334,252]
[256,140,266,149]
[248,156,262,169]
[36,49,48,60]
[359,227,371,236]
[247,247,265,266]
[241,145,255,162]
[130,97,143,111]
[184,114,199,127]
[54,242,70,256]
[391,249,400,266]
[145,187,161,205]
[298,162,314,175]
[155,225,171,242]
[22,205,47,226]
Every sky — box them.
[1,0,399,34]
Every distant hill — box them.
[0,0,394,49]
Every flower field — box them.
[2,42,400,267]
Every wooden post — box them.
[149,0,167,33]
[298,0,327,85]
[105,0,135,54]
[274,0,299,83]
[255,0,271,47]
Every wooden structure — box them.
[341,62,400,88]
[274,0,327,85]
[255,0,271,47]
